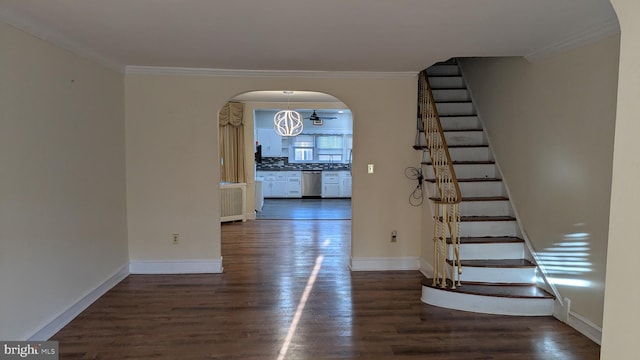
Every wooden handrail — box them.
[418,68,462,289]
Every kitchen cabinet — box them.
[322,171,351,198]
[256,128,283,157]
[340,171,352,197]
[322,171,341,198]
[257,171,286,197]
[285,171,302,198]
[257,171,301,198]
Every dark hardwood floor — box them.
[52,220,600,359]
[256,198,351,220]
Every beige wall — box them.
[458,34,620,327]
[125,74,423,265]
[0,23,128,339]
[602,0,640,358]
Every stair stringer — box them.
[455,60,563,312]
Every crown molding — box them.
[525,18,620,62]
[0,8,125,73]
[125,65,418,78]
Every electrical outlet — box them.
[172,234,179,244]
[391,230,397,242]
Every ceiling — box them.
[0,1,619,73]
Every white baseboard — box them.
[419,258,434,278]
[129,258,223,274]
[350,256,420,271]
[28,263,129,341]
[566,311,602,345]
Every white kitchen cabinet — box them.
[322,171,352,198]
[285,171,302,198]
[340,171,352,198]
[256,128,283,157]
[257,171,287,197]
[322,171,341,198]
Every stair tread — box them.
[447,144,489,148]
[422,279,554,299]
[430,196,508,202]
[422,160,495,165]
[435,100,473,104]
[413,144,487,150]
[460,215,515,222]
[425,177,502,182]
[443,128,484,132]
[447,236,524,244]
[447,259,536,268]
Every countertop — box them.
[256,163,351,172]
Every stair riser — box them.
[450,264,536,284]
[444,131,486,146]
[448,147,493,162]
[421,287,554,316]
[429,76,465,89]
[447,243,524,260]
[440,116,481,130]
[460,221,517,237]
[436,102,475,116]
[423,147,492,163]
[425,163,497,179]
[460,200,511,216]
[426,65,461,76]
[425,181,505,197]
[432,89,470,102]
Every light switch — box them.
[367,164,374,174]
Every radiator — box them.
[220,182,247,222]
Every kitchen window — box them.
[290,134,351,163]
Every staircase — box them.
[416,60,555,316]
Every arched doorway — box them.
[219,90,353,221]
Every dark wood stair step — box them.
[447,236,524,245]
[421,279,554,299]
[460,215,515,222]
[447,259,536,268]
[425,177,502,183]
[422,160,495,165]
[429,196,508,202]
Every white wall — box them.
[0,23,128,339]
[458,34,620,328]
[125,73,423,269]
[602,1,640,358]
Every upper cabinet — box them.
[256,128,283,157]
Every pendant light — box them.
[274,91,303,137]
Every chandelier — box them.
[273,91,303,137]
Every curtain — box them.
[219,102,246,183]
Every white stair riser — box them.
[436,102,475,116]
[425,163,497,179]
[460,200,511,216]
[425,181,505,197]
[426,65,460,76]
[447,242,524,260]
[432,89,470,102]
[421,287,554,316]
[451,264,536,284]
[461,221,517,237]
[448,147,492,162]
[423,147,492,163]
[444,131,485,146]
[440,116,481,130]
[429,76,466,89]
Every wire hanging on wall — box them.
[405,166,424,206]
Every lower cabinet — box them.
[322,171,351,198]
[257,171,301,198]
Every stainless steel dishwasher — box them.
[302,171,322,197]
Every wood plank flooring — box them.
[51,220,600,359]
[256,198,351,220]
